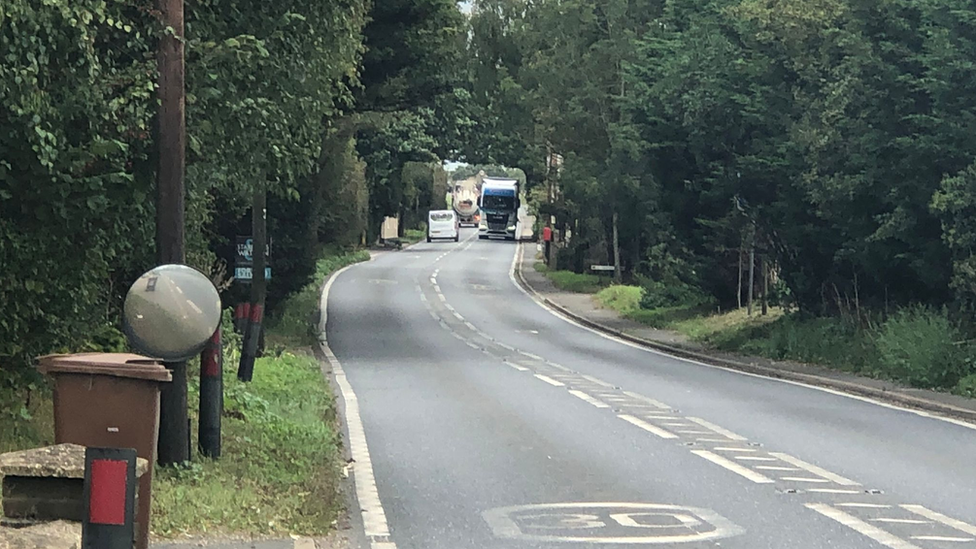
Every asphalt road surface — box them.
[324,228,976,549]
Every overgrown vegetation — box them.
[469,0,976,316]
[1,0,465,390]
[151,347,342,539]
[265,248,370,349]
[585,282,976,394]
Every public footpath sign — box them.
[235,236,272,283]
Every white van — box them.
[428,210,460,242]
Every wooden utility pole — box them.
[238,187,267,382]
[155,0,188,466]
[737,245,743,309]
[761,255,768,316]
[747,232,755,316]
[612,211,622,284]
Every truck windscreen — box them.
[482,194,515,210]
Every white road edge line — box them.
[806,504,922,549]
[691,450,774,484]
[534,374,565,387]
[509,243,976,432]
[618,414,678,439]
[769,452,860,486]
[569,390,611,409]
[901,505,976,535]
[319,263,396,549]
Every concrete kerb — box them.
[512,246,976,425]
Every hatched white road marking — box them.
[569,390,611,409]
[806,504,921,549]
[692,451,774,484]
[769,453,860,486]
[505,361,529,372]
[622,391,671,410]
[580,375,615,388]
[534,374,565,387]
[619,415,678,439]
[911,536,975,542]
[901,505,976,535]
[686,417,747,441]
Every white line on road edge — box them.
[618,414,678,439]
[686,417,747,441]
[806,504,922,549]
[568,390,611,409]
[534,374,565,387]
[509,243,976,433]
[319,264,396,549]
[691,450,774,484]
[901,505,976,535]
[769,452,860,486]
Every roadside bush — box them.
[639,279,716,310]
[954,374,976,398]
[714,315,878,374]
[873,306,969,389]
[547,271,608,293]
[597,285,643,312]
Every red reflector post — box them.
[83,447,137,549]
[89,459,127,525]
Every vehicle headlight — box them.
[479,219,488,228]
[507,224,516,231]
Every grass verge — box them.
[402,228,426,245]
[535,263,610,293]
[151,338,342,539]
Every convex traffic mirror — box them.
[122,264,221,361]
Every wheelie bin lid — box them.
[37,353,173,382]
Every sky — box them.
[460,1,473,14]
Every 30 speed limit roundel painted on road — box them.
[482,502,744,544]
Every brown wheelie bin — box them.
[37,353,171,549]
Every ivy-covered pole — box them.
[238,186,267,382]
[156,0,190,467]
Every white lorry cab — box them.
[427,210,460,243]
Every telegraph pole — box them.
[156,0,189,465]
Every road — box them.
[324,228,976,549]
